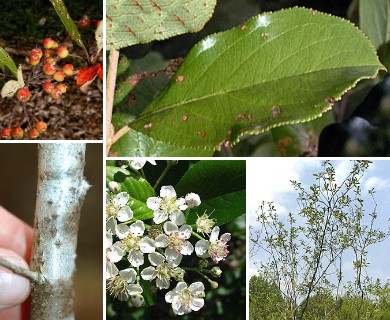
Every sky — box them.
[247,159,390,287]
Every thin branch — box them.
[0,257,42,283]
[106,49,120,156]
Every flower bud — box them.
[108,181,121,193]
[211,266,222,278]
[210,281,219,289]
[130,295,144,308]
[185,192,201,208]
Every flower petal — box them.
[115,223,129,239]
[139,236,156,253]
[179,224,192,239]
[180,241,194,255]
[153,209,168,224]
[156,277,170,289]
[160,185,176,199]
[209,226,220,243]
[190,298,204,311]
[164,221,178,234]
[148,252,165,266]
[106,262,118,279]
[119,268,136,282]
[195,240,210,257]
[155,234,168,248]
[146,197,161,210]
[127,284,143,295]
[128,250,144,267]
[165,248,180,261]
[140,266,157,280]
[117,205,133,222]
[113,192,129,206]
[220,232,231,242]
[170,211,185,226]
[129,220,145,236]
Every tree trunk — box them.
[29,143,89,320]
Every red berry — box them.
[53,70,65,82]
[1,127,12,139]
[29,54,41,66]
[51,87,62,99]
[31,48,43,59]
[45,49,55,57]
[36,121,47,133]
[17,88,31,102]
[43,82,55,94]
[62,64,74,76]
[12,127,24,139]
[57,83,67,93]
[29,128,40,139]
[78,16,90,28]
[51,41,59,49]
[43,38,54,49]
[45,57,55,65]
[43,63,56,76]
[57,46,69,59]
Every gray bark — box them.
[29,143,90,320]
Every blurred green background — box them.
[0,143,103,320]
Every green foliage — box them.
[175,160,246,226]
[0,48,18,78]
[106,0,217,50]
[49,0,88,53]
[125,7,383,152]
[249,275,286,320]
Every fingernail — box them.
[0,252,30,310]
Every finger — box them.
[0,248,31,310]
[0,206,33,261]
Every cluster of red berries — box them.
[1,121,47,140]
[16,37,74,103]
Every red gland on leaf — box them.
[17,88,31,102]
[43,63,56,76]
[57,83,67,93]
[31,48,43,59]
[53,70,65,82]
[29,54,41,66]
[43,82,55,94]
[29,128,40,139]
[36,121,47,133]
[57,46,69,58]
[43,38,55,49]
[12,127,24,139]
[1,127,12,139]
[62,64,74,76]
[51,87,62,99]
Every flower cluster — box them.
[106,182,231,315]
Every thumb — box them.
[0,248,31,310]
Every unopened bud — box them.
[108,181,121,193]
[211,266,222,278]
[210,281,219,289]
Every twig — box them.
[106,49,120,156]
[0,257,42,283]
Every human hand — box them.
[0,206,33,320]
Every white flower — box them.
[106,231,124,279]
[108,181,121,193]
[155,221,194,261]
[196,213,216,235]
[165,282,205,315]
[195,226,231,263]
[146,186,187,225]
[106,192,133,233]
[107,268,143,301]
[140,252,184,289]
[128,159,157,170]
[185,193,201,208]
[116,220,155,267]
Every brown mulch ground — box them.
[0,40,103,140]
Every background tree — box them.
[250,160,390,320]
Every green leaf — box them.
[49,0,87,53]
[116,54,131,78]
[1,65,24,98]
[0,48,18,78]
[106,0,217,50]
[111,130,213,156]
[129,7,384,152]
[95,21,103,56]
[186,190,246,227]
[175,161,246,200]
[359,0,390,70]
